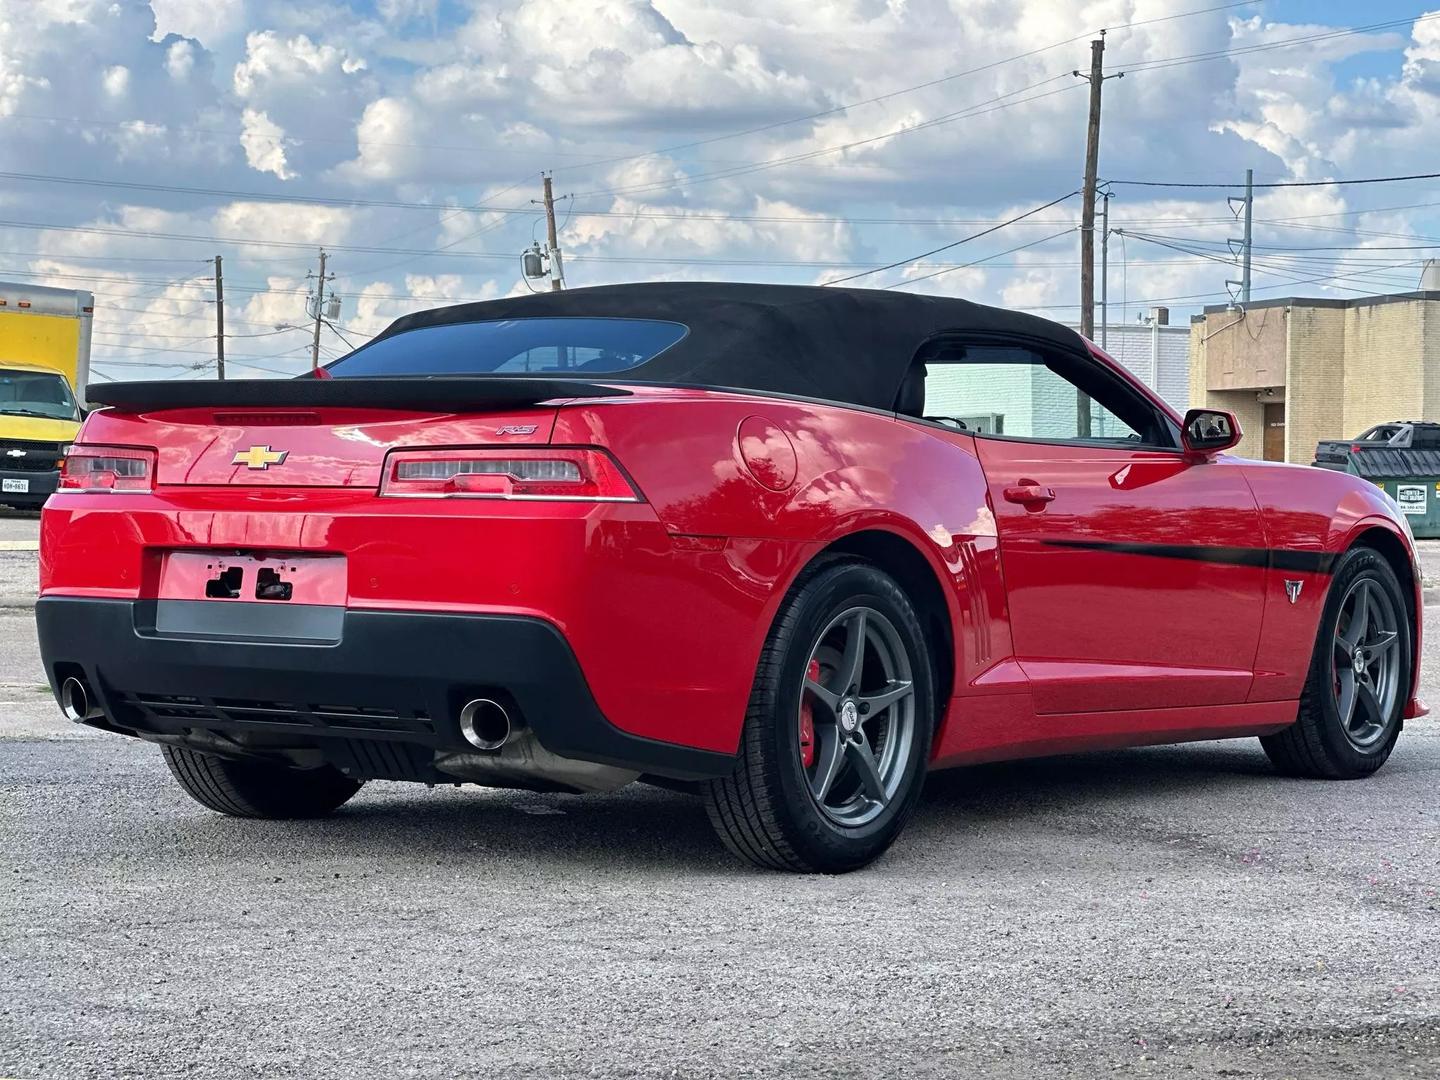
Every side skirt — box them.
[931,699,1296,769]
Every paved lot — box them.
[0,509,39,603]
[2,525,1439,1077]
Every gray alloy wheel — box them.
[1331,576,1402,750]
[800,606,917,828]
[1261,544,1410,780]
[702,560,935,873]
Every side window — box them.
[920,344,1172,447]
[1406,427,1440,449]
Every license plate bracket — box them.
[155,551,348,605]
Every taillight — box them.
[58,445,156,493]
[380,448,641,502]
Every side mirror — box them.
[1182,408,1242,455]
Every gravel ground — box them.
[2,523,1439,1078]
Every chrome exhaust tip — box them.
[458,698,512,751]
[60,676,103,724]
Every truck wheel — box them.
[703,561,935,873]
[161,745,363,818]
[1260,545,1411,779]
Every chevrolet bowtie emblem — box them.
[232,445,289,470]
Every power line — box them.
[0,170,536,217]
[1113,231,1427,296]
[568,7,1426,203]
[1114,12,1440,74]
[354,172,541,263]
[1124,230,1440,253]
[4,218,1140,270]
[0,177,1279,231]
[885,228,1078,289]
[321,319,360,351]
[822,191,1081,286]
[0,249,212,265]
[0,265,499,304]
[1018,264,1425,313]
[571,80,1083,201]
[1110,171,1440,191]
[549,1,1261,180]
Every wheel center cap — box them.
[1353,650,1367,675]
[839,699,860,734]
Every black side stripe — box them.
[1040,539,1338,575]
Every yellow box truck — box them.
[0,281,93,510]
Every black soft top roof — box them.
[371,282,1089,412]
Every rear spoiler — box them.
[87,377,632,413]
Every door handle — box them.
[1002,483,1056,506]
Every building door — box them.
[1263,403,1285,461]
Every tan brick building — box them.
[1188,292,1440,462]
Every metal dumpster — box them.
[1337,448,1440,538]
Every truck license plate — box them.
[1,479,28,494]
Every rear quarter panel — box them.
[554,391,1016,743]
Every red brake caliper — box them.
[799,658,820,768]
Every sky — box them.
[0,0,1438,380]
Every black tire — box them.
[703,560,935,873]
[161,745,363,818]
[1261,545,1412,779]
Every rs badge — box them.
[1284,580,1304,604]
[232,445,288,470]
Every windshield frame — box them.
[0,366,82,422]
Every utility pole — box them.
[1227,168,1254,307]
[1099,192,1110,351]
[213,255,226,381]
[310,248,328,371]
[1075,34,1121,433]
[1078,35,1107,341]
[541,173,566,291]
[1243,168,1253,303]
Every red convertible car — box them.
[36,283,1423,872]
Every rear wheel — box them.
[1261,545,1411,779]
[162,745,363,818]
[703,561,935,873]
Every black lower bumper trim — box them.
[35,597,735,782]
[0,467,56,506]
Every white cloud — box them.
[165,39,194,81]
[102,64,130,97]
[232,30,367,96]
[149,0,246,49]
[238,107,295,178]
[376,0,438,22]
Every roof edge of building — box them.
[1198,290,1440,318]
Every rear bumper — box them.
[35,596,736,782]
[0,467,56,506]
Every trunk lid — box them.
[97,405,560,488]
[82,377,631,488]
